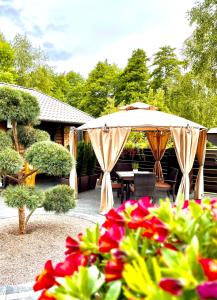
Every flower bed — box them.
[34,197,217,300]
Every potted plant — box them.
[87,143,97,189]
[132,162,139,171]
[77,141,97,192]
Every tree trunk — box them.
[11,120,20,153]
[19,207,26,234]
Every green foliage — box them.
[3,185,43,210]
[54,266,105,300]
[115,49,150,105]
[0,87,40,124]
[77,141,96,176]
[150,46,182,93]
[25,141,74,176]
[185,0,217,88]
[166,72,217,128]
[17,126,50,148]
[13,34,47,86]
[43,184,75,213]
[0,33,14,71]
[80,60,120,117]
[0,148,24,175]
[0,130,13,150]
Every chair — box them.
[155,167,178,202]
[131,172,156,201]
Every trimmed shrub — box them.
[25,141,74,176]
[0,87,40,124]
[0,148,24,175]
[0,130,12,150]
[17,126,50,148]
[43,184,75,213]
[3,185,44,210]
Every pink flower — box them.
[159,278,183,296]
[197,281,217,299]
[128,197,153,229]
[117,199,138,213]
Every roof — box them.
[119,102,157,111]
[208,128,217,133]
[78,108,206,130]
[0,82,93,125]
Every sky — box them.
[0,0,197,77]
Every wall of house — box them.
[207,133,217,146]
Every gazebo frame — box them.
[69,106,207,214]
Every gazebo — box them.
[70,103,207,214]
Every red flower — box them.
[117,199,137,212]
[65,236,80,255]
[33,260,57,291]
[159,278,183,296]
[105,259,124,282]
[55,252,88,277]
[38,290,56,300]
[128,197,153,229]
[199,258,217,281]
[143,216,169,243]
[197,281,217,299]
[99,224,125,253]
[106,208,125,226]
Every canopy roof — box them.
[119,102,157,111]
[78,108,205,131]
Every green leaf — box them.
[104,281,122,300]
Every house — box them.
[207,128,217,146]
[0,82,93,146]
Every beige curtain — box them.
[171,127,199,200]
[88,127,131,213]
[146,131,170,182]
[69,129,78,197]
[194,130,207,199]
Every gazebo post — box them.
[69,128,78,198]
[194,129,207,199]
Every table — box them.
[116,171,153,201]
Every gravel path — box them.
[0,215,94,286]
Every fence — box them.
[114,148,217,194]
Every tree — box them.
[0,87,74,234]
[26,66,55,95]
[0,33,14,71]
[184,0,217,89]
[166,72,217,128]
[0,33,15,83]
[12,34,47,86]
[65,71,85,107]
[115,49,150,105]
[150,46,182,93]
[80,60,120,117]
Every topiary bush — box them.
[0,130,13,150]
[43,185,75,213]
[17,125,50,148]
[25,141,74,176]
[0,86,76,235]
[3,185,44,210]
[0,148,24,175]
[0,87,40,124]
